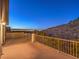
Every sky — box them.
[9,0,79,30]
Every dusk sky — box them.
[9,0,79,30]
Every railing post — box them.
[69,41,71,55]
[76,42,78,58]
[32,33,35,43]
[58,39,60,52]
[73,41,74,56]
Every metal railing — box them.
[35,34,79,58]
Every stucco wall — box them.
[6,32,25,39]
[6,32,32,40]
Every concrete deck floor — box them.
[1,38,77,59]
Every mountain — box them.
[43,18,79,40]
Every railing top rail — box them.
[36,34,79,43]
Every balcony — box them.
[1,32,78,59]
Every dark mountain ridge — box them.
[43,18,79,40]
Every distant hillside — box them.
[43,18,79,40]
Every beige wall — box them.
[0,0,9,58]
[0,0,2,57]
[0,0,9,23]
[6,32,32,40]
[0,0,9,44]
[2,0,9,24]
[6,32,25,39]
[0,0,2,20]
